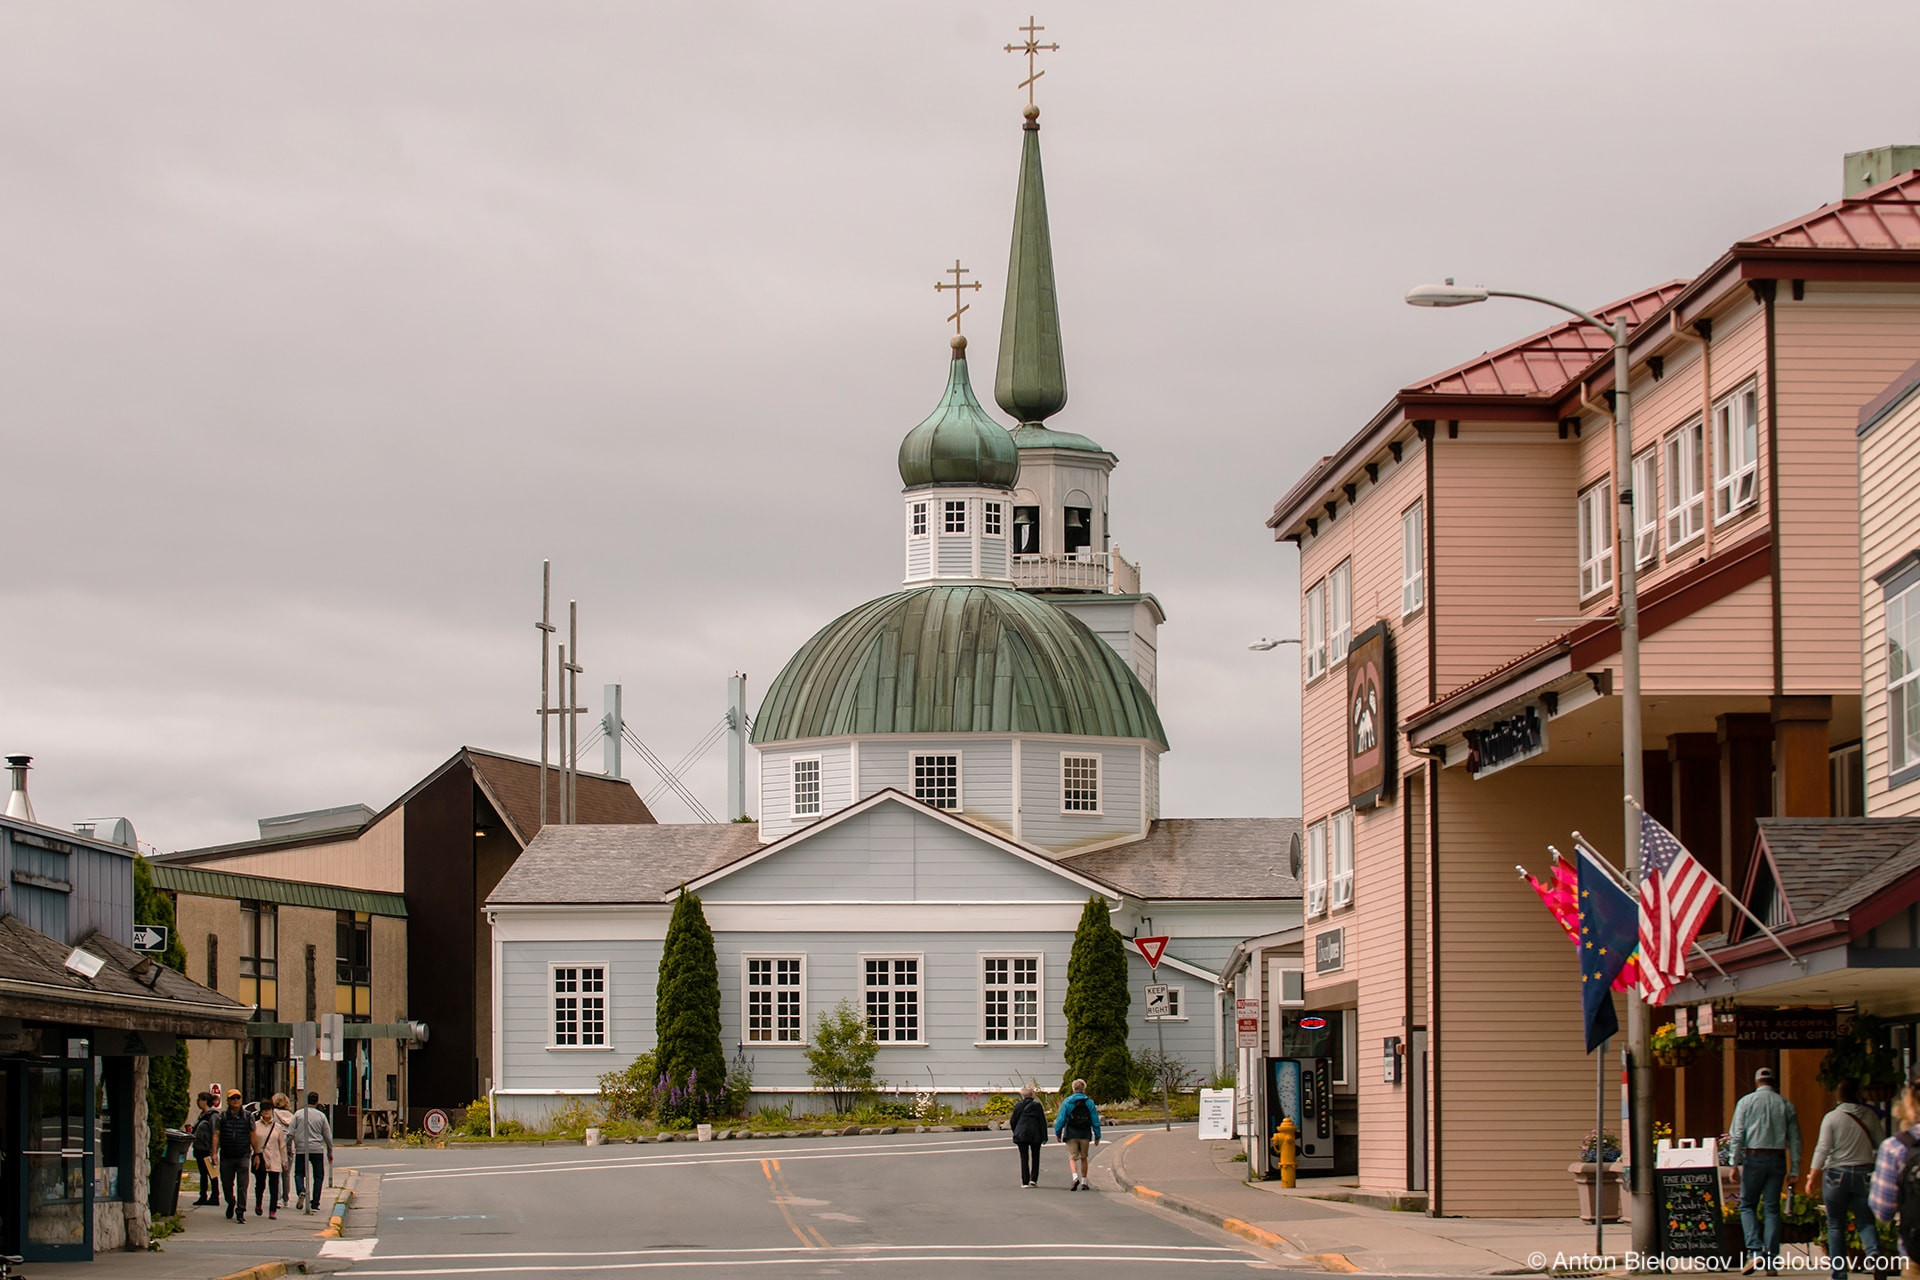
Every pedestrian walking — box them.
[1729,1066,1802,1275]
[1803,1079,1885,1280]
[1870,1067,1920,1271]
[290,1091,333,1214]
[1009,1084,1047,1188]
[254,1093,294,1218]
[190,1092,219,1205]
[215,1090,257,1223]
[1053,1078,1102,1192]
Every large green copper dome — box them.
[753,585,1167,748]
[898,341,1020,490]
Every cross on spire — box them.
[1004,16,1059,108]
[933,259,983,334]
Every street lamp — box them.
[1405,279,1651,1252]
[1247,638,1302,651]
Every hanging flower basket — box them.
[1652,1023,1715,1068]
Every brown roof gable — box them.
[464,747,653,846]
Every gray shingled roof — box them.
[487,823,766,906]
[1753,818,1920,925]
[1059,818,1304,900]
[0,914,249,1019]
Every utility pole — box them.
[725,673,749,822]
[603,684,623,780]
[537,562,555,827]
[566,600,582,823]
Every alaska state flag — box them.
[1576,845,1639,1052]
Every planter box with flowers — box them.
[1571,1130,1624,1223]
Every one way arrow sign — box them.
[132,925,169,953]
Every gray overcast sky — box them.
[6,2,1917,848]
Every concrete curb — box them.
[320,1166,360,1239]
[1108,1136,1291,1253]
[210,1264,288,1280]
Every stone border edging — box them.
[444,1116,1172,1149]
[320,1166,359,1239]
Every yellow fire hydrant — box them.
[1272,1116,1298,1187]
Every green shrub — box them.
[981,1093,1015,1117]
[548,1097,603,1140]
[753,1103,793,1127]
[851,1098,915,1124]
[458,1097,492,1137]
[598,1052,658,1123]
[1129,1048,1199,1099]
[805,999,878,1114]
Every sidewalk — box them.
[22,1167,362,1280]
[1107,1127,1629,1276]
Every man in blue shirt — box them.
[1728,1067,1802,1274]
[1053,1079,1102,1192]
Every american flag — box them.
[1637,811,1720,1003]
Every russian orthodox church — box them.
[485,97,1300,1124]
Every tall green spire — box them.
[995,105,1068,425]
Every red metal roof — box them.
[1403,281,1689,399]
[1739,170,1920,251]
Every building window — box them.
[944,500,967,534]
[1401,502,1424,615]
[745,956,805,1044]
[1064,506,1093,553]
[1830,742,1865,817]
[1664,419,1705,549]
[791,758,820,817]
[1304,580,1328,681]
[864,956,921,1042]
[239,901,278,1019]
[552,965,607,1048]
[982,955,1041,1043]
[335,910,371,1019]
[1328,561,1352,665]
[1061,753,1100,813]
[1578,480,1614,600]
[983,502,1003,536]
[1713,383,1760,521]
[1330,808,1354,909]
[1889,577,1920,782]
[1305,821,1327,917]
[1012,505,1040,554]
[912,753,960,810]
[1160,985,1187,1020]
[1632,449,1659,568]
[910,502,927,537]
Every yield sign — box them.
[1133,935,1170,971]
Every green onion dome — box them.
[897,337,1020,490]
[753,584,1167,748]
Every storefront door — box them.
[19,1059,94,1261]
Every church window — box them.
[983,502,1003,536]
[1064,506,1093,554]
[981,955,1041,1043]
[863,955,922,1042]
[1012,506,1040,554]
[912,753,960,810]
[910,502,928,537]
[790,758,820,817]
[1305,821,1327,917]
[745,956,805,1044]
[552,965,607,1048]
[944,500,967,534]
[1061,753,1100,813]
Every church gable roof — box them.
[1059,817,1305,901]
[487,822,763,907]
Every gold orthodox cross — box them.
[934,259,982,334]
[1005,16,1059,108]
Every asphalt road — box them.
[324,1129,1286,1277]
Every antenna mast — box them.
[537,561,555,827]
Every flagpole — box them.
[1595,1034,1607,1258]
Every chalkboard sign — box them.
[1654,1166,1729,1262]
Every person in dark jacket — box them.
[1008,1084,1048,1188]
[190,1092,218,1205]
[215,1090,258,1223]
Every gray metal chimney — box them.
[725,673,749,822]
[5,755,35,823]
[1844,145,1920,196]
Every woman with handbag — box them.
[253,1093,295,1219]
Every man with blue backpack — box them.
[1054,1079,1102,1191]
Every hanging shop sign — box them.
[1465,702,1549,779]
[1734,1008,1837,1048]
[1347,622,1395,809]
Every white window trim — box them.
[1632,448,1659,569]
[1400,502,1425,617]
[548,962,612,1052]
[976,951,1046,1046]
[1713,381,1761,524]
[1155,983,1189,1023]
[1304,580,1328,682]
[1577,480,1614,602]
[910,750,963,811]
[909,501,928,539]
[789,755,822,819]
[943,499,968,535]
[1664,419,1706,552]
[1328,560,1352,667]
[983,501,1004,537]
[1329,809,1354,910]
[860,952,927,1046]
[741,952,808,1047]
[1889,580,1920,778]
[1304,820,1328,918]
[1060,751,1102,815]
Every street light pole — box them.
[1407,283,1651,1252]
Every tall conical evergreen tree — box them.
[1062,894,1132,1102]
[655,887,725,1117]
[134,855,191,1157]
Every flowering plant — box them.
[1579,1128,1622,1163]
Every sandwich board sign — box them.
[1133,936,1169,971]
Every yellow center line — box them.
[1124,1133,1144,1147]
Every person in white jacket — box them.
[1802,1079,1884,1280]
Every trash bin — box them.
[150,1128,194,1216]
